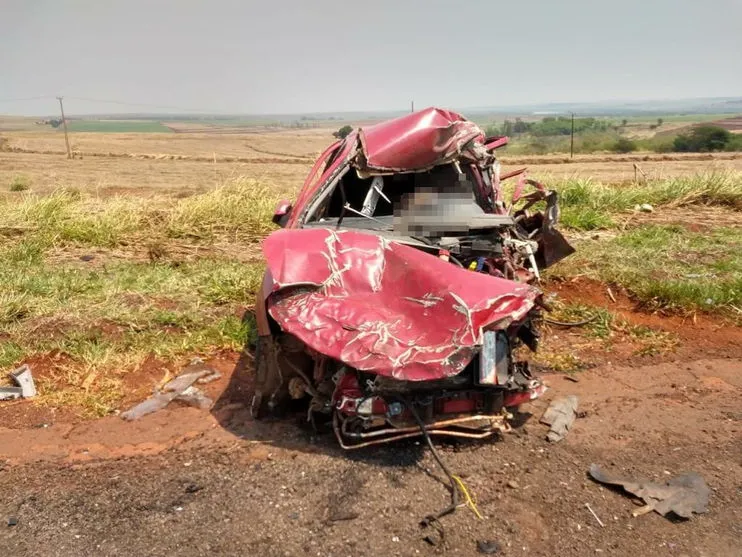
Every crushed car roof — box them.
[356,107,489,173]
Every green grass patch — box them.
[0,178,278,415]
[65,120,172,133]
[552,171,742,230]
[551,225,742,314]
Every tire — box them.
[250,336,272,419]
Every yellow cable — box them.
[452,474,483,520]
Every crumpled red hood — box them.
[263,228,540,381]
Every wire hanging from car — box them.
[401,398,483,546]
[543,315,598,327]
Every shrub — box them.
[611,137,637,153]
[673,125,732,152]
[9,176,30,192]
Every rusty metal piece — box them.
[333,412,511,449]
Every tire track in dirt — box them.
[243,142,314,161]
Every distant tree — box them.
[501,120,514,136]
[512,117,531,134]
[657,117,664,127]
[611,137,637,153]
[673,125,731,152]
[49,119,62,128]
[621,119,628,127]
[333,125,353,139]
[529,116,609,137]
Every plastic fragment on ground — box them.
[0,387,23,401]
[589,464,710,519]
[10,365,36,398]
[121,369,215,421]
[540,395,578,442]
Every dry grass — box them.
[0,178,279,416]
[551,224,742,317]
[0,152,307,197]
[532,301,679,373]
[553,171,742,229]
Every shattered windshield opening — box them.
[311,162,497,237]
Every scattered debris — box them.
[121,366,218,421]
[585,503,605,528]
[635,203,654,213]
[540,396,578,442]
[174,386,212,409]
[477,540,502,554]
[0,365,36,401]
[7,517,18,527]
[606,287,617,303]
[507,480,520,489]
[564,375,580,383]
[0,387,23,401]
[589,464,710,519]
[197,372,222,385]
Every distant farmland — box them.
[66,120,172,133]
[712,116,742,133]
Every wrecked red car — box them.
[252,107,574,448]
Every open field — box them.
[65,120,172,133]
[3,127,742,197]
[0,126,740,556]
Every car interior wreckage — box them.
[252,107,575,450]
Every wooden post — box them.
[570,112,575,159]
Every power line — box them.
[0,95,232,114]
[0,95,55,103]
[64,96,232,114]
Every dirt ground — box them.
[1,299,740,556]
[0,129,740,556]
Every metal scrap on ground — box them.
[540,395,578,442]
[121,363,219,421]
[589,464,710,519]
[0,365,36,401]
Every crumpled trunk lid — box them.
[263,228,540,381]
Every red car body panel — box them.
[358,107,484,172]
[263,228,539,381]
[256,107,523,338]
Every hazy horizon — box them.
[2,0,741,116]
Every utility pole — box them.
[570,112,575,159]
[56,96,72,159]
[411,100,414,113]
